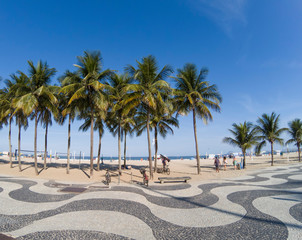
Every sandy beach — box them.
[0,153,300,184]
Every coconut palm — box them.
[135,105,179,172]
[153,113,178,171]
[121,112,136,168]
[255,112,287,166]
[15,112,28,171]
[10,72,30,171]
[0,84,13,167]
[0,76,9,134]
[173,63,222,174]
[1,72,28,168]
[1,76,22,168]
[61,51,113,176]
[0,90,6,150]
[78,111,105,171]
[39,103,58,170]
[96,117,105,171]
[59,70,82,174]
[286,119,302,162]
[125,55,173,179]
[14,60,57,175]
[223,121,258,169]
[105,73,133,173]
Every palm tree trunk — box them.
[66,115,71,174]
[243,150,246,169]
[9,117,12,168]
[90,111,94,177]
[154,127,158,172]
[118,123,121,173]
[97,129,101,171]
[298,143,301,162]
[193,107,201,174]
[271,142,274,166]
[147,111,153,179]
[18,120,21,172]
[123,130,127,168]
[43,122,48,170]
[34,112,38,175]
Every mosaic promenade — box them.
[0,164,301,239]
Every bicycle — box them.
[105,169,111,185]
[163,164,170,175]
[160,154,170,175]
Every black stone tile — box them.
[289,202,302,224]
[59,187,87,193]
[16,230,130,240]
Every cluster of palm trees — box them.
[0,51,222,178]
[223,112,302,169]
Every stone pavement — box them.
[0,164,301,239]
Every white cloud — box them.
[188,0,248,36]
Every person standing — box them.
[214,156,220,173]
[223,156,227,171]
[233,157,237,170]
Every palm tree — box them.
[10,72,30,172]
[1,74,29,171]
[105,73,133,173]
[255,112,287,166]
[286,119,302,162]
[0,87,12,167]
[59,70,82,174]
[153,113,179,171]
[1,77,19,168]
[1,72,28,168]
[135,106,179,172]
[39,104,58,170]
[121,112,136,168]
[15,111,28,171]
[14,60,57,175]
[61,51,113,176]
[0,89,5,145]
[223,121,258,169]
[0,76,7,132]
[173,63,222,174]
[125,55,173,179]
[96,117,105,171]
[78,111,105,172]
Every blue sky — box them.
[0,0,302,157]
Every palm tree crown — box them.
[255,112,288,166]
[60,51,113,176]
[14,60,57,175]
[58,70,84,174]
[286,118,302,162]
[125,55,173,178]
[10,72,30,172]
[105,73,133,172]
[223,121,258,168]
[173,63,222,174]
